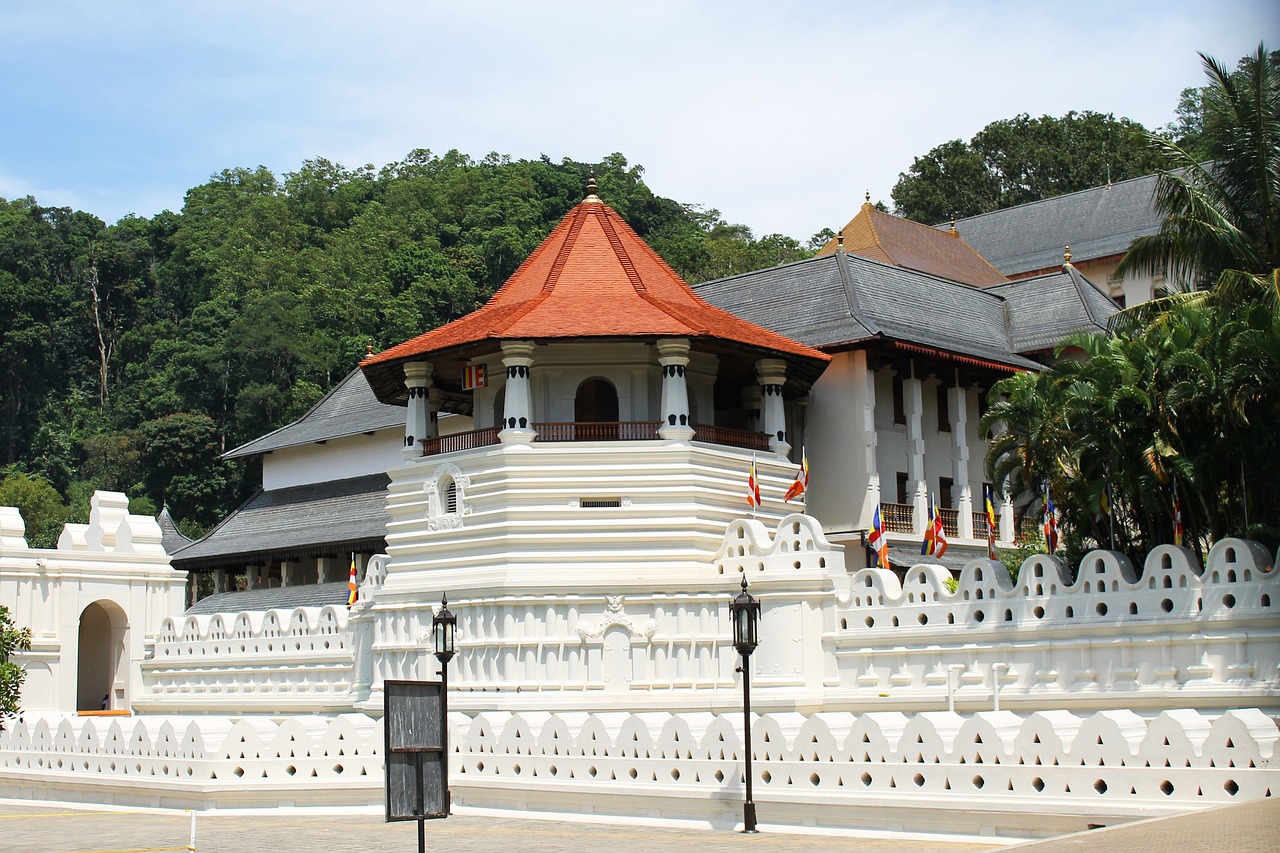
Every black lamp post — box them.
[730,575,760,833]
[432,595,457,816]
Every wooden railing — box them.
[534,421,663,442]
[691,423,771,452]
[937,506,959,538]
[881,502,914,533]
[973,512,993,538]
[420,427,501,456]
[419,421,774,456]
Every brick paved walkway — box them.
[0,798,1274,853]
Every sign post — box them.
[384,680,447,853]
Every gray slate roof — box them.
[185,581,351,615]
[157,506,193,556]
[987,265,1118,352]
[694,252,1044,370]
[945,174,1161,275]
[170,473,389,569]
[224,368,405,460]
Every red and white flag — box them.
[784,447,808,502]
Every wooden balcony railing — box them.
[419,421,776,456]
[881,502,914,533]
[420,427,501,456]
[972,511,993,538]
[937,506,959,538]
[691,423,771,452]
[535,421,662,442]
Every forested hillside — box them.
[0,151,815,543]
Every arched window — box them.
[575,378,619,422]
[442,476,458,515]
[574,378,619,439]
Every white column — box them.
[657,338,694,441]
[757,358,791,457]
[999,490,1016,546]
[213,569,226,595]
[952,378,974,539]
[316,557,332,584]
[905,370,928,533]
[862,358,880,529]
[499,341,537,445]
[403,362,433,460]
[247,565,260,590]
[280,561,293,588]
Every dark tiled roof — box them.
[694,252,1041,371]
[820,203,1008,287]
[170,474,389,569]
[987,265,1118,353]
[947,174,1161,275]
[157,507,193,556]
[185,581,351,615]
[224,369,405,460]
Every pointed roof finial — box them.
[366,341,374,356]
[864,190,871,206]
[585,169,600,203]
[1063,244,1073,266]
[836,229,844,249]
[949,214,958,237]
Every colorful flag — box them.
[783,447,808,502]
[868,504,889,569]
[984,485,998,560]
[747,455,761,510]
[1043,486,1059,554]
[921,498,936,556]
[347,556,358,607]
[931,494,948,558]
[1173,481,1184,547]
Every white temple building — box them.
[0,182,1276,839]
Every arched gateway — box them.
[77,599,129,711]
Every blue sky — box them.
[1,1,1275,241]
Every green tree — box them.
[892,112,1165,223]
[1117,44,1280,301]
[0,605,31,727]
[0,471,66,548]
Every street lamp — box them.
[432,595,457,816]
[730,575,760,833]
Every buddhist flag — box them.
[347,556,358,607]
[784,447,808,502]
[931,494,948,558]
[921,499,936,556]
[984,485,998,560]
[868,504,889,569]
[1173,481,1184,546]
[1043,486,1059,554]
[747,456,762,510]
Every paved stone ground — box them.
[0,799,1274,853]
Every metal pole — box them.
[187,810,196,852]
[415,751,425,853]
[740,653,757,833]
[441,660,451,816]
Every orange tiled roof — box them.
[818,203,1008,288]
[363,196,830,367]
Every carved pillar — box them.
[952,379,974,538]
[499,341,537,445]
[905,371,928,533]
[403,362,433,460]
[756,358,791,457]
[657,338,694,441]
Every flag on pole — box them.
[1173,481,1184,546]
[1043,486,1059,554]
[347,555,358,607]
[932,494,949,557]
[984,485,998,560]
[868,504,889,569]
[783,447,808,502]
[747,455,761,510]
[921,498,937,556]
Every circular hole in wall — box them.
[1094,779,1108,794]
[1032,777,1044,792]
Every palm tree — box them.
[1115,44,1280,311]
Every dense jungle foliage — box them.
[0,152,818,542]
